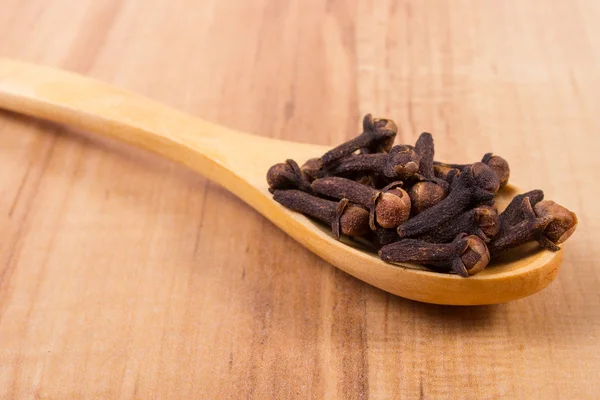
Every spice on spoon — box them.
[367,227,400,249]
[397,162,500,239]
[408,183,447,215]
[319,114,397,167]
[272,189,370,239]
[433,164,460,184]
[434,153,510,188]
[311,177,410,230]
[413,132,447,186]
[329,145,421,181]
[300,158,321,182]
[535,201,578,245]
[408,132,449,215]
[417,205,499,244]
[379,233,491,277]
[489,198,578,256]
[266,119,577,278]
[482,153,510,188]
[497,189,544,233]
[267,159,312,193]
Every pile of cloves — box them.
[267,114,578,277]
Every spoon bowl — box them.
[0,59,562,305]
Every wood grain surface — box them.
[0,0,598,398]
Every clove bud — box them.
[489,198,578,256]
[320,114,397,167]
[311,177,410,230]
[267,159,312,193]
[498,189,544,234]
[397,162,500,238]
[379,233,491,277]
[408,182,448,216]
[417,205,499,243]
[433,164,460,184]
[300,158,321,182]
[273,190,370,239]
[534,201,578,244]
[434,153,510,189]
[482,153,510,188]
[409,132,450,214]
[329,145,421,181]
[367,227,400,249]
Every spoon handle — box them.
[0,58,263,186]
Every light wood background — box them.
[0,0,598,398]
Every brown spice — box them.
[266,123,577,278]
[379,233,490,277]
[397,162,500,238]
[408,182,448,216]
[300,158,321,182]
[329,145,420,180]
[434,153,510,188]
[267,159,312,193]
[417,205,499,243]
[272,189,370,239]
[482,153,510,188]
[498,189,544,234]
[414,132,435,179]
[408,132,450,214]
[311,177,410,230]
[488,198,578,256]
[367,227,400,249]
[535,201,578,244]
[319,114,397,167]
[433,164,460,184]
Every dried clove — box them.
[417,205,499,243]
[397,162,500,238]
[413,132,449,189]
[311,177,410,230]
[379,233,491,277]
[535,201,578,245]
[433,164,460,184]
[482,153,510,188]
[367,227,400,249]
[355,174,377,187]
[414,132,435,179]
[300,158,321,182]
[408,182,447,215]
[266,122,578,278]
[488,199,578,256]
[267,159,312,193]
[329,145,420,181]
[359,173,392,189]
[272,190,370,239]
[498,189,544,234]
[408,132,449,214]
[434,153,510,188]
[319,114,397,167]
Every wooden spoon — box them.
[0,58,562,305]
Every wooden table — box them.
[1,0,598,398]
